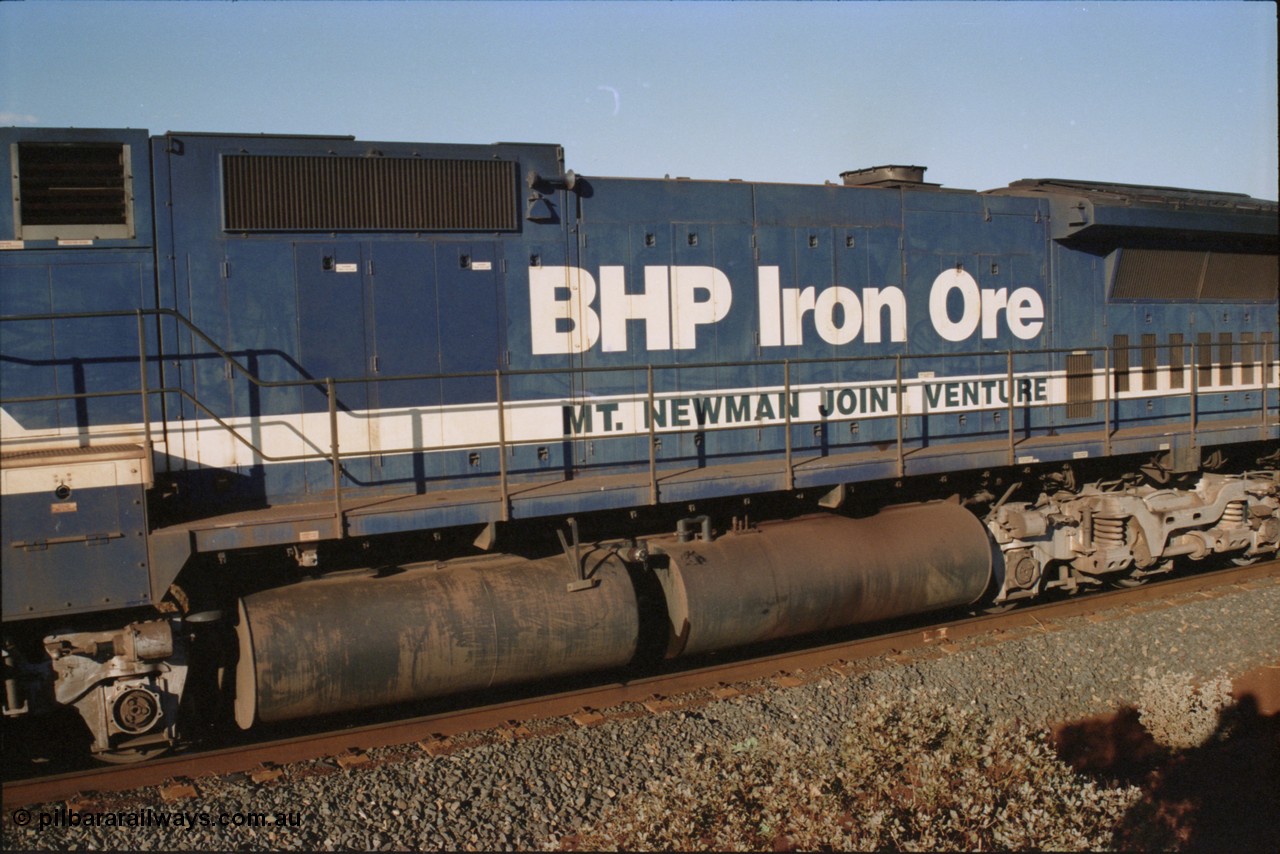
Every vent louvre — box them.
[1066,353,1094,419]
[1218,332,1234,386]
[1113,334,1130,393]
[1112,249,1277,301]
[222,155,518,232]
[1112,249,1202,300]
[14,142,133,239]
[1201,252,1278,300]
[1197,333,1213,387]
[1169,333,1185,389]
[1141,333,1157,391]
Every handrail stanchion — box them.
[1006,350,1015,466]
[783,360,794,491]
[495,370,510,521]
[327,378,344,538]
[1261,338,1270,430]
[895,354,905,478]
[1190,341,1198,447]
[647,365,658,505]
[135,311,154,471]
[1103,345,1112,458]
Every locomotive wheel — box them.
[1108,558,1176,588]
[1108,574,1149,589]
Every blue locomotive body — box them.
[2,127,1276,757]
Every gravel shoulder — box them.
[5,575,1278,852]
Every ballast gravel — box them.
[6,575,1278,852]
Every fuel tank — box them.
[652,502,993,658]
[234,550,639,727]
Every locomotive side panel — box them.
[1,128,158,447]
[548,177,1067,493]
[1,448,152,620]
[1,129,161,621]
[152,133,569,514]
[571,179,757,474]
[899,189,1052,455]
[1037,180,1280,464]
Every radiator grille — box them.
[222,155,519,231]
[1112,249,1277,302]
[1202,252,1278,300]
[1112,249,1202,300]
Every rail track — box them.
[5,557,1277,811]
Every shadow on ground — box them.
[1053,695,1279,852]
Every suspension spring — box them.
[1221,500,1247,528]
[1094,516,1128,548]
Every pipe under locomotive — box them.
[1,127,1277,761]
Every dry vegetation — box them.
[1135,669,1234,751]
[557,671,1272,852]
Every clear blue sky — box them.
[3,1,1276,199]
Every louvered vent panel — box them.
[1141,334,1157,391]
[223,155,518,231]
[1169,333,1185,389]
[1113,334,1130,393]
[1065,354,1095,419]
[1200,252,1279,301]
[18,142,127,226]
[1111,249,1202,300]
[1241,332,1255,385]
[1218,332,1234,386]
[1197,333,1213,387]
